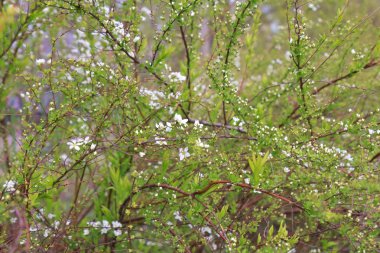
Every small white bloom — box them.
[3,180,16,192]
[83,229,90,235]
[83,136,91,144]
[67,139,82,151]
[174,211,182,221]
[36,58,46,65]
[139,152,145,157]
[10,217,18,223]
[101,228,109,234]
[166,122,172,132]
[244,178,250,184]
[168,72,186,82]
[174,114,188,125]
[90,143,96,150]
[114,229,122,236]
[179,147,190,161]
[201,226,212,236]
[155,137,167,145]
[368,129,375,135]
[43,229,50,238]
[53,221,60,229]
[156,122,165,130]
[195,139,209,149]
[133,36,140,43]
[194,120,203,129]
[284,167,290,173]
[112,221,122,228]
[47,213,55,219]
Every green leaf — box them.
[217,204,229,220]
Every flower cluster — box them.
[3,180,16,192]
[67,136,95,151]
[86,220,123,237]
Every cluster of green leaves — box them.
[0,0,379,252]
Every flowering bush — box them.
[0,0,379,252]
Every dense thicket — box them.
[0,0,379,252]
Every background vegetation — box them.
[0,0,379,252]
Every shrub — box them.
[0,0,379,252]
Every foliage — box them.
[0,0,379,252]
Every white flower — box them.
[133,36,140,43]
[43,229,50,238]
[88,221,101,228]
[101,228,109,234]
[174,114,188,125]
[284,167,290,173]
[179,147,190,161]
[174,211,182,221]
[201,226,212,236]
[112,221,122,228]
[3,180,16,192]
[114,229,122,236]
[10,217,18,223]
[47,213,55,219]
[82,136,91,144]
[194,120,203,129]
[156,122,165,130]
[90,143,96,150]
[155,137,167,145]
[53,221,60,229]
[166,122,172,132]
[139,152,145,157]
[102,220,110,227]
[368,129,375,135]
[67,137,92,151]
[244,178,250,184]
[195,139,209,149]
[112,20,125,37]
[168,72,186,82]
[67,139,82,151]
[83,229,90,235]
[36,58,46,65]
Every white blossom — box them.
[36,58,46,65]
[179,147,190,161]
[67,139,83,151]
[112,221,122,228]
[196,139,209,149]
[174,114,188,126]
[168,72,186,82]
[194,120,203,129]
[114,229,122,236]
[83,229,90,235]
[174,211,182,221]
[3,180,16,192]
[133,36,140,43]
